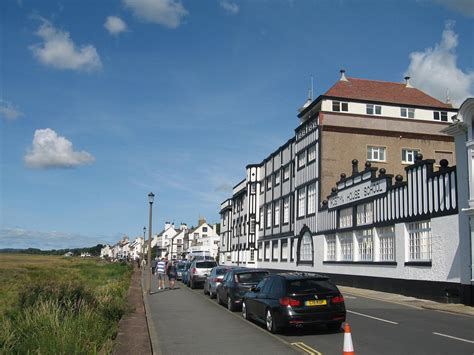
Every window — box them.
[401,107,415,118]
[272,241,278,260]
[297,188,306,217]
[258,242,263,260]
[274,201,280,226]
[283,196,290,224]
[357,229,373,261]
[407,221,432,261]
[367,146,386,162]
[266,204,272,228]
[283,165,290,181]
[433,111,448,122]
[266,178,272,191]
[281,240,288,260]
[378,226,395,261]
[275,171,281,186]
[298,151,306,169]
[339,232,353,261]
[260,181,264,193]
[356,202,373,225]
[265,242,270,260]
[339,207,353,228]
[202,227,208,232]
[250,249,255,261]
[402,148,420,164]
[299,232,313,262]
[259,208,264,230]
[325,235,336,261]
[307,183,316,214]
[366,104,382,115]
[307,145,316,163]
[251,184,256,194]
[249,216,256,234]
[332,100,349,112]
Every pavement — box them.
[116,268,474,354]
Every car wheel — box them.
[227,296,236,312]
[203,284,209,295]
[190,279,195,289]
[242,301,248,320]
[266,308,279,334]
[327,322,342,332]
[209,289,215,299]
[217,291,222,305]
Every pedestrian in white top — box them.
[156,256,168,290]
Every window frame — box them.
[367,145,387,162]
[297,187,306,218]
[402,148,420,164]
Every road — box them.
[145,279,474,355]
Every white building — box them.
[100,244,112,258]
[219,72,472,305]
[186,218,220,259]
[442,98,474,305]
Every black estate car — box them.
[241,273,346,333]
[216,268,269,311]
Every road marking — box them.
[291,342,322,355]
[183,283,302,353]
[433,332,474,344]
[343,295,357,299]
[347,310,399,324]
[343,291,424,310]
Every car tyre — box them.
[209,289,216,299]
[217,291,223,305]
[327,322,342,333]
[203,284,209,295]
[266,308,279,334]
[242,301,248,320]
[227,296,236,312]
[190,279,195,289]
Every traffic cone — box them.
[343,322,355,355]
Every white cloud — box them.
[405,22,474,107]
[433,0,474,17]
[0,100,23,120]
[123,0,188,28]
[104,16,128,35]
[30,19,102,71]
[220,0,239,14]
[24,128,95,169]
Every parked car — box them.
[203,266,236,298]
[188,260,217,289]
[216,268,269,311]
[176,262,187,280]
[241,273,346,334]
[181,262,192,285]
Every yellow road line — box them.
[291,342,322,355]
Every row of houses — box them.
[100,217,220,261]
[219,70,474,306]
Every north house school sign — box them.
[328,179,387,209]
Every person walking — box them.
[151,257,158,275]
[166,260,178,290]
[156,256,167,290]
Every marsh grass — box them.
[0,254,132,354]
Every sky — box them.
[1,0,473,249]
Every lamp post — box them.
[146,192,155,294]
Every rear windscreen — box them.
[288,279,338,293]
[196,262,217,268]
[237,272,268,283]
[216,268,232,275]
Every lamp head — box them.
[148,192,155,204]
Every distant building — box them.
[186,218,220,259]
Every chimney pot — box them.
[404,76,413,88]
[340,69,348,82]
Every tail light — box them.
[211,277,222,282]
[331,295,345,304]
[191,267,196,274]
[279,297,301,307]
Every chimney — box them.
[340,69,348,82]
[164,222,171,230]
[180,223,187,230]
[404,76,413,88]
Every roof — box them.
[275,272,329,281]
[324,77,453,109]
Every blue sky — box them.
[1,0,473,249]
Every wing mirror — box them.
[251,286,260,293]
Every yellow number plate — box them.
[305,299,327,306]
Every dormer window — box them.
[332,100,349,112]
[366,104,382,115]
[433,111,448,122]
[401,107,415,118]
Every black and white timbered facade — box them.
[219,74,472,304]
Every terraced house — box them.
[219,71,474,305]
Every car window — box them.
[196,261,217,268]
[236,272,269,284]
[261,277,273,294]
[288,279,338,293]
[269,278,284,297]
[256,278,267,291]
[216,268,231,276]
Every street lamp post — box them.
[146,192,155,294]
[142,226,146,269]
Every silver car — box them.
[188,260,217,289]
[203,266,235,298]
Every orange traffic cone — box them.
[343,322,355,355]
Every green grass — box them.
[0,254,132,354]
